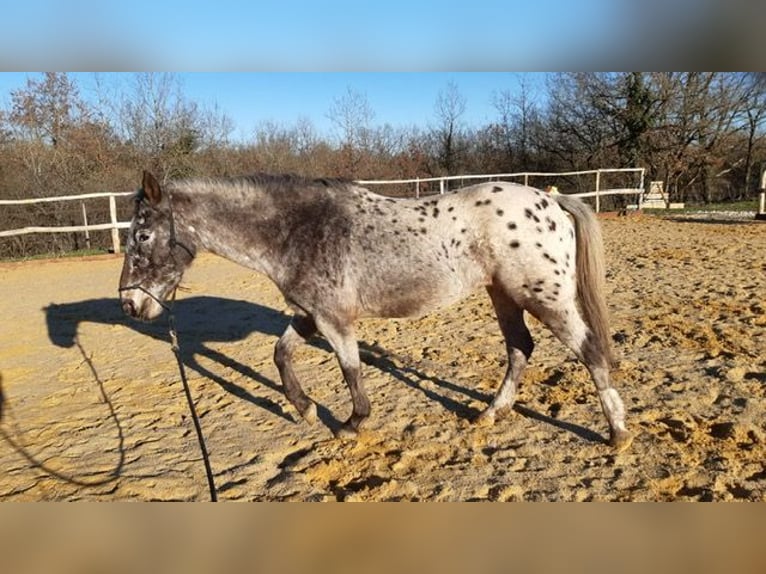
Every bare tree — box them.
[118,73,232,180]
[491,75,542,170]
[327,87,375,177]
[432,80,467,175]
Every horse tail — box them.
[553,194,613,366]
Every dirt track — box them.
[1,215,764,501]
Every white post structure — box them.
[109,194,121,254]
[81,202,91,249]
[757,167,766,221]
[595,169,601,213]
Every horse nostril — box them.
[122,299,136,317]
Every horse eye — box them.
[137,231,151,243]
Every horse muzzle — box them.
[119,287,166,322]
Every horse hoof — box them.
[334,424,359,441]
[301,402,317,425]
[474,409,496,427]
[609,429,633,452]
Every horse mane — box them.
[234,173,353,189]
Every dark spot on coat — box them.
[460,228,467,233]
[496,209,504,216]
[447,206,454,212]
[525,208,540,222]
[533,286,544,293]
[507,222,517,230]
[432,208,440,218]
[492,186,503,193]
[541,198,549,209]
[510,240,520,248]
[420,228,427,235]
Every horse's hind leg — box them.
[274,314,318,424]
[476,285,534,425]
[540,303,632,451]
[314,317,369,440]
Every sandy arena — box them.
[0,215,764,501]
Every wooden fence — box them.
[0,168,647,255]
[0,192,133,254]
[358,167,646,213]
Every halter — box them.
[117,190,216,501]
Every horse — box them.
[119,171,632,450]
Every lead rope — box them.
[120,284,217,502]
[166,290,218,502]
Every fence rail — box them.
[0,191,133,254]
[0,168,646,255]
[358,167,646,212]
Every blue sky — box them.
[1,2,757,70]
[1,1,630,70]
[0,72,550,141]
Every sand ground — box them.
[0,215,764,501]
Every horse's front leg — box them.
[274,314,318,424]
[316,317,369,440]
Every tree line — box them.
[1,72,764,257]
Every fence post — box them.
[81,202,91,250]
[439,178,445,195]
[109,195,121,254]
[415,178,420,199]
[757,167,766,220]
[595,169,601,213]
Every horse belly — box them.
[359,264,478,319]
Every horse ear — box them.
[142,170,162,206]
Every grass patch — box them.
[2,248,111,263]
[644,199,758,215]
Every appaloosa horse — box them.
[119,171,631,449]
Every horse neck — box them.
[168,180,278,277]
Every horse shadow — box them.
[43,296,605,444]
[42,296,490,427]
[44,296,294,421]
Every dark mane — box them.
[233,173,353,189]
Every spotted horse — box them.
[119,171,631,450]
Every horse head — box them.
[119,171,196,321]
